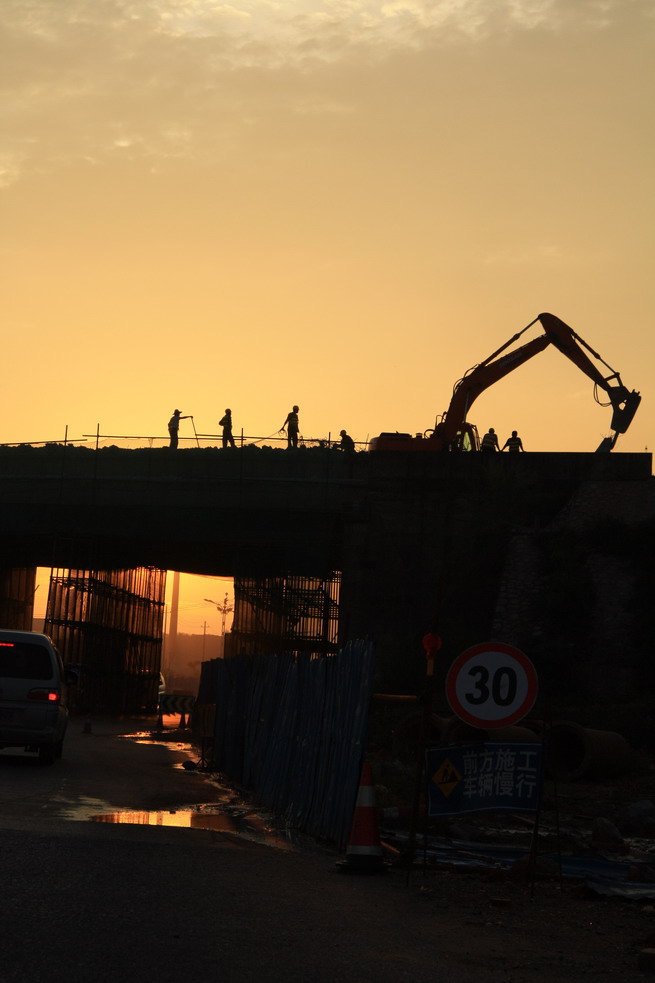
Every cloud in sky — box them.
[1,0,651,192]
[3,0,646,42]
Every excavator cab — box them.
[450,423,480,452]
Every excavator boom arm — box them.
[440,334,550,442]
[438,312,640,447]
[537,313,640,435]
[538,313,622,394]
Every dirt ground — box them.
[368,750,655,981]
[141,717,655,981]
[178,734,655,979]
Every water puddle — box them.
[50,795,123,822]
[90,806,297,850]
[103,725,331,855]
[118,730,193,751]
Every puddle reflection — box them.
[119,731,193,753]
[91,808,297,850]
[106,726,331,855]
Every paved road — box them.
[0,715,448,983]
[0,717,201,821]
[0,715,210,821]
[0,714,305,845]
[1,715,650,983]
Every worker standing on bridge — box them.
[219,409,236,449]
[280,405,300,449]
[168,409,191,449]
[480,428,500,453]
[502,430,525,453]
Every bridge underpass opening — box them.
[32,568,235,708]
[31,565,342,711]
[164,571,235,693]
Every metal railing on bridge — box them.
[1,428,366,451]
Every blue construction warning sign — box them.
[426,743,543,817]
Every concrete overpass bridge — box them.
[0,443,651,690]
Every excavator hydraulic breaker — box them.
[610,390,641,434]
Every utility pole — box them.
[204,593,234,635]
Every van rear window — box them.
[0,643,54,680]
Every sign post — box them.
[405,633,442,871]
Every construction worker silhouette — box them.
[337,430,355,453]
[168,409,190,449]
[480,428,500,452]
[219,409,236,449]
[280,405,300,449]
[502,430,525,452]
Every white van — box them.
[0,630,76,765]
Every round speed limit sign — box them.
[446,641,538,728]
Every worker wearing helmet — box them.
[502,430,525,453]
[168,409,191,449]
[480,428,500,453]
[337,429,355,453]
[280,405,300,449]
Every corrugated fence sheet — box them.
[197,640,375,846]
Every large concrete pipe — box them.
[545,721,636,781]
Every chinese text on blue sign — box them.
[426,743,542,817]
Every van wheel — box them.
[38,744,56,766]
[54,739,64,760]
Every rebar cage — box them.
[44,567,166,713]
[226,572,341,658]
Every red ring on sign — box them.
[446,641,538,728]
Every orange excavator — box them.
[370,313,641,453]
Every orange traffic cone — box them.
[337,762,389,874]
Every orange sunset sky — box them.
[3,1,653,629]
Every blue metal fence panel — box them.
[205,639,375,845]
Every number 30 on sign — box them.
[446,641,538,728]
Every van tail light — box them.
[28,688,61,703]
